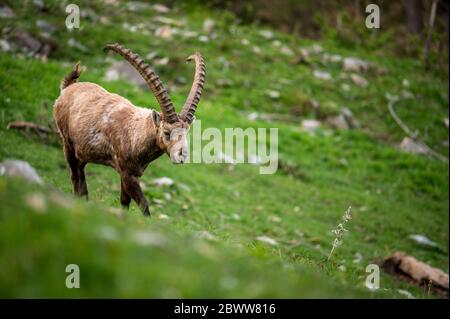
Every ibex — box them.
[53,43,205,216]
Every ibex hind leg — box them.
[120,178,131,209]
[64,144,88,200]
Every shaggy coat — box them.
[53,43,205,216]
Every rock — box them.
[341,107,360,128]
[155,26,173,39]
[280,46,294,56]
[350,73,368,87]
[198,35,209,43]
[397,289,415,299]
[266,90,280,99]
[153,177,174,187]
[152,4,170,13]
[0,5,15,18]
[399,137,428,155]
[409,234,439,248]
[195,230,217,241]
[240,38,250,46]
[301,119,321,133]
[252,46,261,55]
[324,53,342,63]
[80,8,99,22]
[158,213,170,220]
[310,44,323,54]
[126,1,151,11]
[202,18,215,33]
[67,38,87,52]
[313,70,332,81]
[0,39,10,52]
[259,30,273,39]
[256,236,278,246]
[326,114,349,130]
[132,231,166,247]
[444,118,449,128]
[154,57,169,66]
[153,16,184,27]
[343,57,368,72]
[104,61,147,87]
[0,159,44,185]
[11,31,43,55]
[36,20,56,35]
[32,0,45,10]
[383,251,449,297]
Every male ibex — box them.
[53,43,205,216]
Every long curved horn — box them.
[180,52,205,124]
[104,43,179,123]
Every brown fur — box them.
[54,46,204,217]
[55,80,186,216]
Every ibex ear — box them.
[152,110,161,127]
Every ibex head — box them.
[104,44,205,164]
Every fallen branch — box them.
[7,121,58,135]
[387,98,448,163]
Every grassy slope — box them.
[0,1,448,298]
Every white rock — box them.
[155,26,173,39]
[259,30,274,39]
[280,46,294,56]
[266,90,280,99]
[343,57,368,72]
[350,73,368,87]
[399,137,428,155]
[301,119,321,133]
[313,70,332,81]
[202,18,215,33]
[195,230,217,241]
[397,289,415,299]
[198,35,209,43]
[153,177,174,187]
[256,236,278,246]
[152,4,170,13]
[409,234,439,248]
[0,39,10,52]
[0,159,43,184]
[158,214,170,220]
[132,231,166,247]
[0,5,15,18]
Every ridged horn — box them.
[104,43,179,123]
[180,52,205,124]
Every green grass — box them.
[0,0,448,298]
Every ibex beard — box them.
[53,43,205,216]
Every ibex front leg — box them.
[120,173,150,216]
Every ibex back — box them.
[53,43,205,216]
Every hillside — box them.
[0,0,448,298]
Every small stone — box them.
[259,30,273,39]
[153,177,174,187]
[301,119,321,133]
[202,18,215,33]
[256,236,278,246]
[350,73,368,87]
[399,137,428,155]
[152,4,170,13]
[0,5,15,18]
[343,57,368,72]
[313,70,332,81]
[266,90,280,99]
